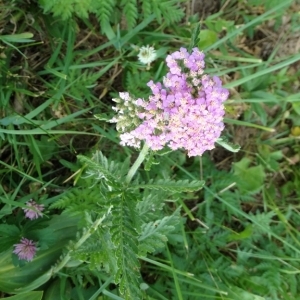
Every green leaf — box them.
[198,30,218,49]
[227,286,265,300]
[77,152,120,186]
[292,101,300,116]
[0,224,20,252]
[110,194,142,299]
[34,136,57,161]
[3,291,43,300]
[144,152,160,171]
[15,271,52,294]
[216,137,240,153]
[94,113,112,121]
[233,158,266,194]
[132,179,205,193]
[138,212,180,256]
[43,279,72,300]
[0,33,34,43]
[188,22,201,52]
[0,215,78,293]
[227,225,253,242]
[0,224,20,236]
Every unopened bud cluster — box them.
[111,47,229,156]
[110,92,141,135]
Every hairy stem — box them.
[126,143,149,184]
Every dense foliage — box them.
[1,0,300,299]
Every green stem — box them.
[52,205,113,274]
[126,143,150,184]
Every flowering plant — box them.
[111,47,229,157]
[2,47,237,299]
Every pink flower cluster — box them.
[115,47,229,156]
[23,199,44,220]
[13,238,37,261]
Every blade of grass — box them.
[224,53,300,89]
[0,160,44,184]
[0,128,100,136]
[142,256,228,295]
[204,185,300,256]
[88,276,114,300]
[39,108,92,130]
[165,244,184,300]
[224,118,275,132]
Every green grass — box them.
[1,0,300,299]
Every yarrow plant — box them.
[13,238,37,261]
[23,199,44,220]
[111,47,229,156]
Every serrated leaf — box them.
[138,212,180,256]
[77,152,124,187]
[131,179,205,192]
[110,195,142,299]
[144,153,160,171]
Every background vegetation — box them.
[0,0,300,299]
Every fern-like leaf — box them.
[121,0,138,29]
[73,227,118,274]
[138,211,180,256]
[74,0,92,19]
[52,0,75,20]
[136,190,166,222]
[151,0,184,25]
[132,179,205,192]
[68,70,100,100]
[77,151,127,188]
[141,0,152,18]
[110,193,142,299]
[49,186,113,233]
[151,0,162,24]
[125,68,152,98]
[91,0,115,33]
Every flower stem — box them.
[126,143,149,184]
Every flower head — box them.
[13,238,37,261]
[137,45,157,65]
[23,200,44,220]
[111,47,229,156]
